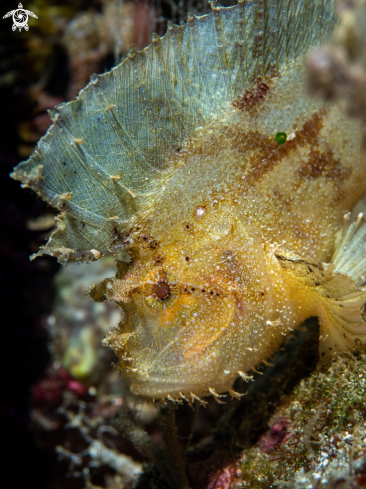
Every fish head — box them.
[104,204,274,399]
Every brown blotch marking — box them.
[233,80,270,111]
[298,149,352,182]
[228,110,326,188]
[233,71,278,112]
[149,240,158,250]
[135,232,159,250]
[113,227,122,241]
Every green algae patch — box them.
[275,132,287,145]
[239,354,366,488]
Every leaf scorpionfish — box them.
[12,0,366,404]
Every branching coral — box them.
[55,401,143,487]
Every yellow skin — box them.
[100,99,366,401]
[106,206,315,399]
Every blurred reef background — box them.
[2,1,366,488]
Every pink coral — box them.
[257,419,291,452]
[207,464,243,489]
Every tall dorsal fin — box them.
[11,0,337,264]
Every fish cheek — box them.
[124,285,239,371]
[175,294,238,362]
[121,289,186,350]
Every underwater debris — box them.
[11,0,366,403]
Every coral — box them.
[239,354,366,488]
[55,401,143,487]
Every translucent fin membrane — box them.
[11,0,337,264]
[331,212,366,287]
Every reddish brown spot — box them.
[298,149,351,182]
[233,70,278,112]
[233,81,270,111]
[153,281,170,300]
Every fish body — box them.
[99,100,366,399]
[12,1,366,401]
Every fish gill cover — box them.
[11,0,338,264]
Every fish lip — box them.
[128,378,200,398]
[125,368,206,398]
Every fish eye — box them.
[152,280,170,300]
[143,270,178,310]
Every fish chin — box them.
[123,342,234,399]
[115,298,256,399]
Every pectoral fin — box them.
[275,213,366,359]
[313,269,366,358]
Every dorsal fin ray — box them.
[11,0,337,264]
